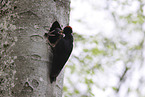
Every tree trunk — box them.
[0,0,70,97]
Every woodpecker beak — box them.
[47,30,55,36]
[59,30,65,37]
[59,30,63,34]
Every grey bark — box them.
[0,0,70,97]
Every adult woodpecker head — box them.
[63,26,72,34]
[59,26,73,39]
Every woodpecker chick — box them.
[45,21,63,47]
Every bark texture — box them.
[0,0,70,97]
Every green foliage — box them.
[73,33,86,42]
[64,0,145,97]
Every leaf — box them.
[83,49,89,52]
[74,89,80,94]
[85,55,92,60]
[112,87,118,91]
[63,86,68,92]
[91,48,104,55]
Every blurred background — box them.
[63,0,145,97]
